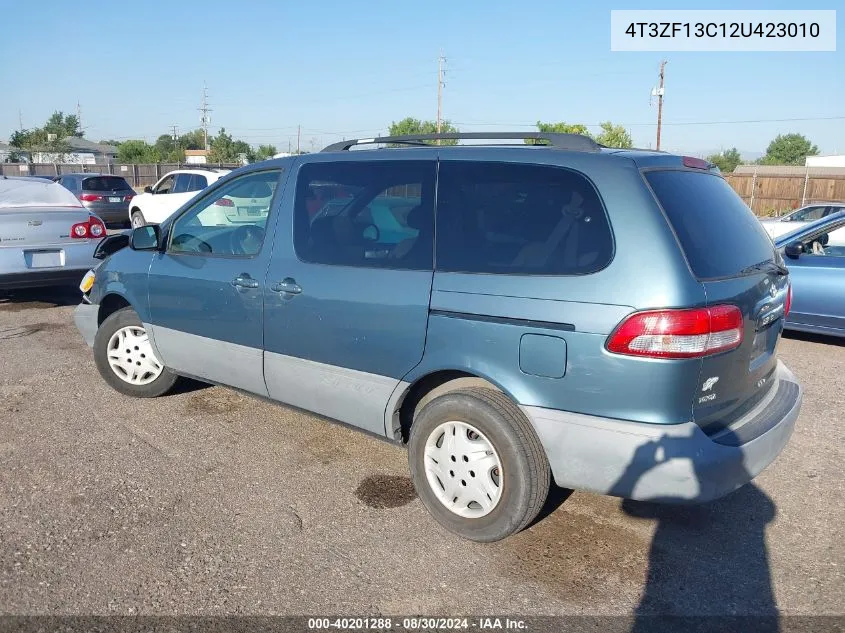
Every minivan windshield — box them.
[645,170,776,279]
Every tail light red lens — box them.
[784,283,792,318]
[124,193,136,202]
[70,216,106,239]
[607,305,744,359]
[214,198,235,207]
[79,193,102,202]
[682,156,711,170]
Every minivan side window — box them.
[436,161,613,275]
[155,174,175,194]
[168,170,281,257]
[293,160,435,270]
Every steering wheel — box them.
[229,224,265,256]
[171,233,212,254]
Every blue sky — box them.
[0,0,842,156]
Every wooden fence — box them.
[0,162,241,188]
[724,173,845,217]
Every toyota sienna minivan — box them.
[74,132,802,542]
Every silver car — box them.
[0,176,104,290]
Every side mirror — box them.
[362,224,380,242]
[784,241,803,259]
[129,225,161,251]
[93,232,130,259]
[144,186,153,194]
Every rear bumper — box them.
[523,360,801,504]
[84,204,129,225]
[0,241,98,290]
[73,302,99,347]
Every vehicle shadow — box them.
[0,286,82,310]
[783,329,845,347]
[607,434,779,633]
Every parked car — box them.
[759,202,845,243]
[128,168,230,228]
[0,176,105,290]
[56,173,136,228]
[73,132,802,542]
[775,210,845,337]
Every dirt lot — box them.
[0,287,842,621]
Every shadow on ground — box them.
[0,286,81,311]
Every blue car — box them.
[775,209,845,338]
[73,132,802,542]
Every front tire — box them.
[130,210,146,228]
[93,307,178,398]
[408,387,550,542]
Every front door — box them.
[787,248,845,332]
[262,155,437,435]
[147,168,287,394]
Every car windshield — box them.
[775,211,845,247]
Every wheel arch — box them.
[386,368,511,443]
[97,292,132,326]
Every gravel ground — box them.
[0,287,842,620]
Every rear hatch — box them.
[81,176,134,210]
[644,168,789,435]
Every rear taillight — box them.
[79,193,102,202]
[784,283,792,318]
[214,198,234,207]
[682,156,712,170]
[607,305,744,359]
[124,193,135,202]
[70,216,106,239]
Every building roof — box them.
[63,137,118,155]
[732,164,845,177]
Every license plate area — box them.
[237,205,264,217]
[108,196,122,203]
[25,249,64,268]
[750,319,782,369]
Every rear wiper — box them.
[739,260,789,276]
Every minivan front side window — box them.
[168,170,281,257]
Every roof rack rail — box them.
[321,132,601,153]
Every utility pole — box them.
[171,125,179,141]
[18,110,23,130]
[199,83,212,151]
[296,124,301,154]
[652,60,667,151]
[76,101,83,134]
[436,51,446,144]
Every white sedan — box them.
[759,202,845,244]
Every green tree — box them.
[99,139,123,147]
[706,147,742,173]
[387,117,459,145]
[760,133,819,166]
[117,140,161,163]
[527,121,593,144]
[45,111,82,138]
[208,128,254,163]
[179,129,208,150]
[255,144,278,160]
[595,121,633,149]
[154,134,185,162]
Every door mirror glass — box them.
[784,241,803,259]
[130,225,161,251]
[362,224,380,242]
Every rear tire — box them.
[93,307,178,398]
[130,210,146,228]
[408,387,550,542]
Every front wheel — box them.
[408,387,550,542]
[93,307,178,397]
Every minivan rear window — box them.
[645,170,775,279]
[82,176,132,192]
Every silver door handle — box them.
[231,275,259,289]
[270,278,302,294]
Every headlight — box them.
[79,269,96,294]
